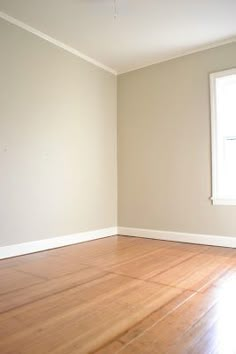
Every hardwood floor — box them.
[1,236,236,353]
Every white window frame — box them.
[210,68,236,206]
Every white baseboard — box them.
[0,227,117,260]
[2,225,235,260]
[118,227,236,248]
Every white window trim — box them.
[210,68,236,206]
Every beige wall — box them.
[0,19,117,246]
[118,42,236,237]
[1,17,236,247]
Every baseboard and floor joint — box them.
[1,226,236,260]
[0,227,117,260]
[118,227,236,248]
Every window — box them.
[210,68,236,205]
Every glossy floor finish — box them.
[1,236,236,353]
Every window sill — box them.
[211,198,236,206]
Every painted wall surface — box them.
[118,43,236,237]
[1,16,236,247]
[0,19,117,246]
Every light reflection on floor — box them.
[214,272,236,354]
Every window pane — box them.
[214,73,236,199]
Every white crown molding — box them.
[118,37,236,75]
[1,11,235,76]
[0,11,117,76]
[118,227,236,248]
[0,227,117,259]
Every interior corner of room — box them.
[1,2,236,353]
[0,9,236,259]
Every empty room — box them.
[0,1,236,353]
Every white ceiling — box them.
[0,0,236,74]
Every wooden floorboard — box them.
[1,235,236,353]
